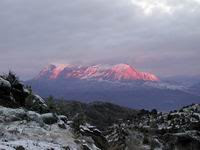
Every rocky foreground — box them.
[106,103,200,150]
[0,73,200,150]
[0,105,109,150]
[0,73,102,149]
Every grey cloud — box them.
[0,0,200,79]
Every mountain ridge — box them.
[26,64,200,111]
[35,63,159,81]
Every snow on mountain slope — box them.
[36,64,159,81]
[143,81,186,90]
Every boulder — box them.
[11,82,29,106]
[15,145,25,150]
[0,77,11,89]
[82,144,92,150]
[80,124,108,150]
[0,106,27,122]
[27,111,43,123]
[25,94,48,113]
[0,77,32,107]
[58,115,68,123]
[41,113,58,125]
[0,77,11,97]
[0,77,17,107]
[23,88,31,96]
[163,131,200,150]
[58,120,67,129]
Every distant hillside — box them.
[46,99,138,129]
[189,82,200,96]
[26,78,200,111]
[25,64,200,111]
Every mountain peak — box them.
[113,64,132,69]
[50,64,73,79]
[36,63,159,81]
[44,64,57,71]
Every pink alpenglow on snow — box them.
[36,64,159,81]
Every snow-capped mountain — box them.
[36,64,159,81]
[25,64,200,111]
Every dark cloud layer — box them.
[0,0,200,79]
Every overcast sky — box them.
[0,0,200,79]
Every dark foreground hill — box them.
[45,99,138,129]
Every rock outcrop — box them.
[0,74,48,113]
[0,105,104,150]
[0,73,106,150]
[0,106,78,150]
[0,77,15,107]
[105,104,200,150]
[25,94,48,113]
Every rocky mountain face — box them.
[36,64,159,81]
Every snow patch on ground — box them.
[0,106,80,150]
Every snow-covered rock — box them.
[105,104,200,150]
[79,123,108,149]
[41,113,58,125]
[25,94,48,113]
[0,106,82,150]
[0,105,105,150]
[0,77,14,106]
[0,77,11,88]
[58,115,68,123]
